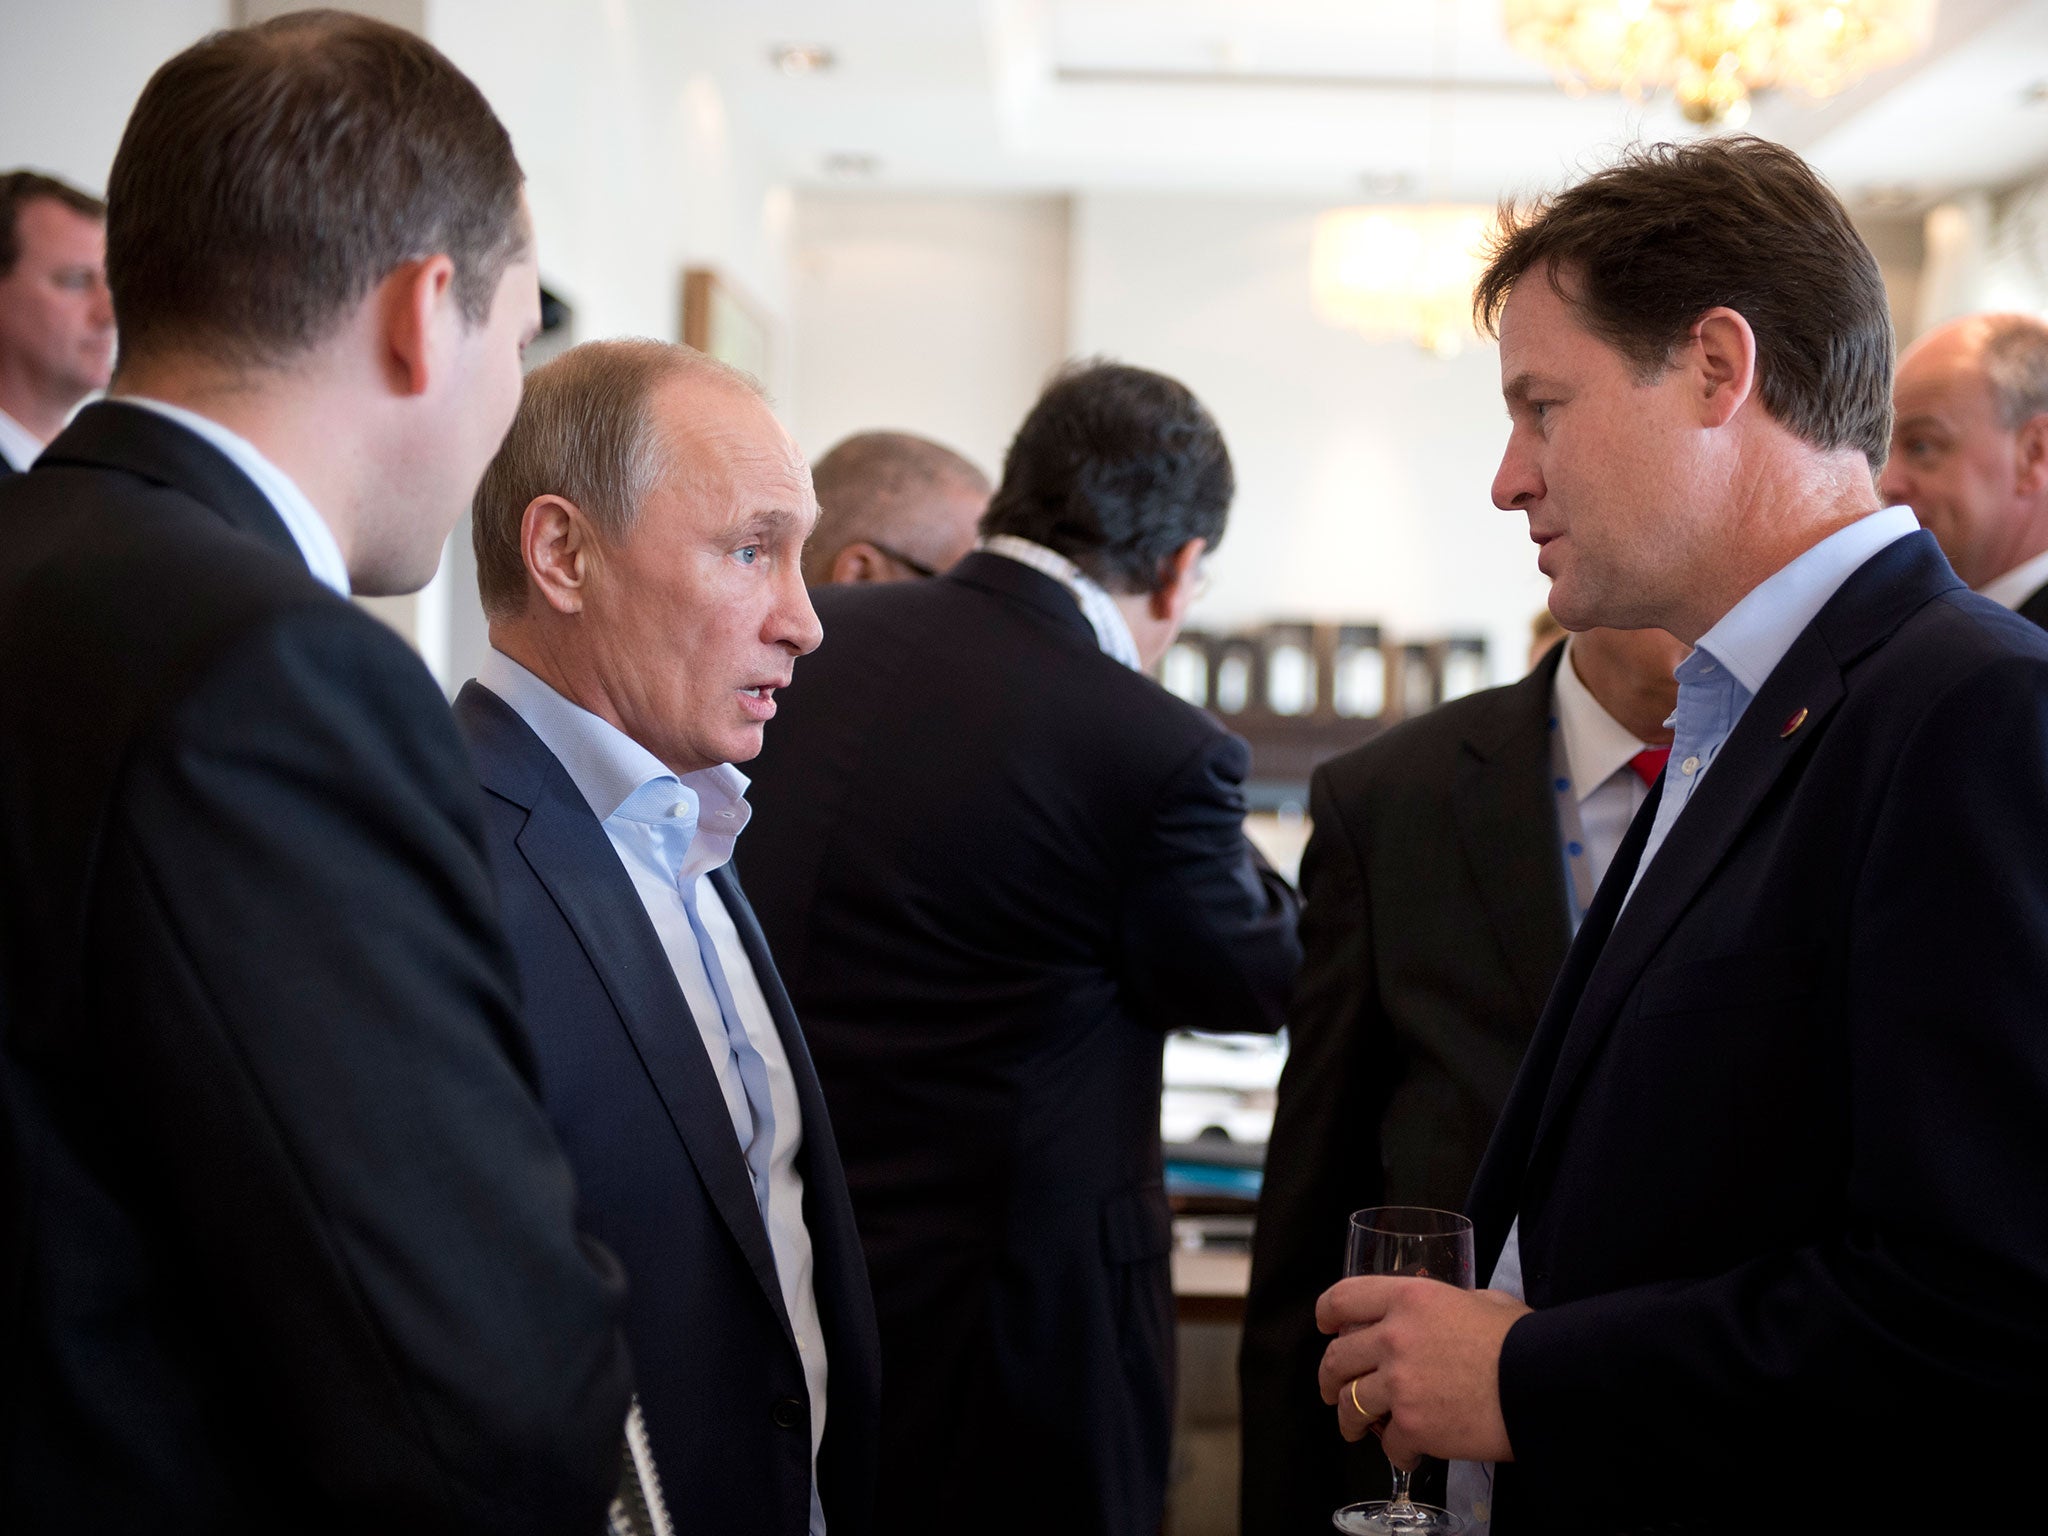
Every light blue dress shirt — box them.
[1451,504,1920,1532]
[478,648,831,1536]
[118,396,351,597]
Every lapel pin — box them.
[1780,706,1809,739]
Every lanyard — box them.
[1549,712,1593,936]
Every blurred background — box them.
[11,3,2048,1527]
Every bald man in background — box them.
[1882,312,2048,628]
[0,171,114,472]
[804,430,989,584]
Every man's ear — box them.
[1148,536,1208,623]
[1689,306,1757,430]
[380,254,458,398]
[829,543,885,583]
[521,494,596,615]
[2016,413,2048,496]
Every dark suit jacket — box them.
[1469,531,2048,1532]
[453,682,882,1536]
[2018,576,2048,630]
[1240,644,1570,1536]
[739,551,1302,1536]
[0,403,632,1533]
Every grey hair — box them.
[471,337,763,618]
[1977,313,2048,431]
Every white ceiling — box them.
[685,0,2048,211]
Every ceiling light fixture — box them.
[1311,206,1495,358]
[1501,0,1939,128]
[771,44,836,78]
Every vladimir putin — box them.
[457,338,881,1536]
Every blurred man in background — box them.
[459,338,881,1536]
[803,429,989,583]
[0,16,631,1531]
[0,171,113,472]
[744,361,1301,1536]
[1241,624,1683,1535]
[1883,311,2048,628]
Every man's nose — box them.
[778,570,823,656]
[1492,445,1542,512]
[1876,461,1911,509]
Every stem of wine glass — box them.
[1388,1465,1414,1510]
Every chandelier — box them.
[1502,0,1939,128]
[1311,206,1495,357]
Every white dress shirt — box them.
[117,396,351,597]
[1978,545,2048,612]
[1454,507,1920,1531]
[1552,635,1662,896]
[0,405,44,473]
[478,648,831,1536]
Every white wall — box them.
[788,193,1071,477]
[432,0,792,366]
[1071,193,1549,684]
[0,0,228,196]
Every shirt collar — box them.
[0,405,44,472]
[1978,544,2048,611]
[115,396,351,598]
[976,534,1144,670]
[1693,505,1918,696]
[1552,635,1661,802]
[477,648,752,874]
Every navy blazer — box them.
[454,683,881,1536]
[738,552,1301,1536]
[1468,531,2048,1532]
[0,404,630,1533]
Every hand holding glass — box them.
[1331,1206,1476,1536]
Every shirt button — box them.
[1681,755,1700,775]
[771,1397,805,1429]
[669,802,689,818]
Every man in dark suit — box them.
[0,16,632,1533]
[1883,312,2048,629]
[1316,137,2048,1533]
[0,171,113,473]
[1240,624,1682,1535]
[741,361,1302,1536]
[454,338,880,1536]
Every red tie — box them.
[1629,747,1670,787]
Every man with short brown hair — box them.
[804,430,990,584]
[1882,312,2048,627]
[0,171,112,471]
[1314,136,2048,1533]
[0,13,631,1531]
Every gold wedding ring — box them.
[1349,1376,1388,1435]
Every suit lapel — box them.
[1451,648,1573,1025]
[457,684,793,1333]
[1523,533,1961,1166]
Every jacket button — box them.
[771,1397,804,1430]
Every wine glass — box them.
[1331,1206,1476,1536]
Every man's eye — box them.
[733,545,761,566]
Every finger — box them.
[1378,1421,1425,1472]
[1336,1371,1390,1443]
[1314,1275,1403,1336]
[1317,1325,1387,1403]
